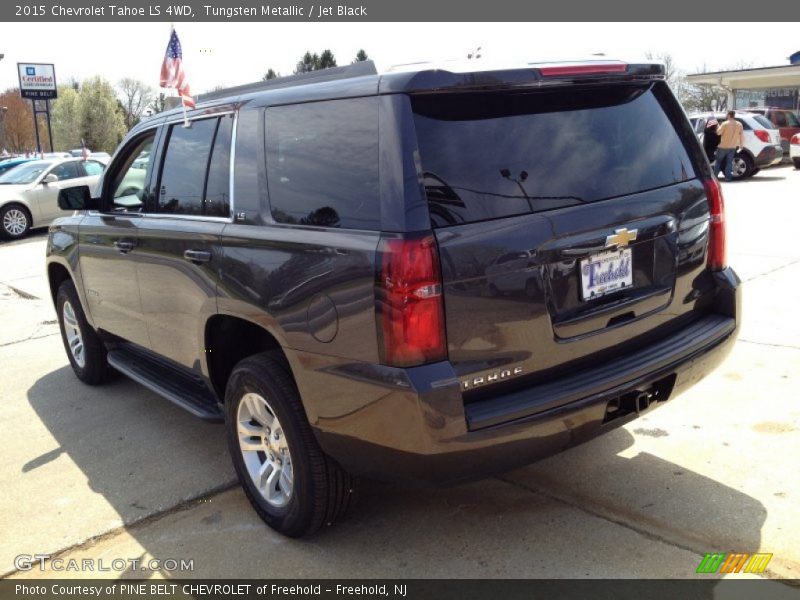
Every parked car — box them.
[791,133,800,169]
[0,157,105,239]
[0,157,34,178]
[688,111,783,179]
[742,107,800,159]
[47,60,739,537]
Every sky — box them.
[1,22,798,95]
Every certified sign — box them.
[17,63,58,100]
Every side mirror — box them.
[58,185,97,211]
[43,174,59,185]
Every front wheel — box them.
[225,352,356,537]
[56,280,114,384]
[1,204,31,239]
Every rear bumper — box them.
[302,268,741,485]
[754,145,783,167]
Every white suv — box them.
[688,111,783,179]
[791,133,800,169]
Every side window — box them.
[108,131,156,212]
[50,161,81,181]
[203,115,233,217]
[265,97,379,230]
[157,117,230,217]
[82,161,104,177]
[772,112,787,127]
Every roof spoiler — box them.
[379,62,665,94]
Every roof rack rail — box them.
[196,60,378,104]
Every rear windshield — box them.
[412,84,697,228]
[753,115,775,130]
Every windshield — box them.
[0,162,52,184]
[0,161,54,184]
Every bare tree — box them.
[645,51,687,101]
[117,78,155,130]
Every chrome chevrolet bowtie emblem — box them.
[605,227,638,248]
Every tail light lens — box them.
[754,130,770,143]
[703,178,726,271]
[376,234,447,367]
[539,63,628,77]
[791,134,800,145]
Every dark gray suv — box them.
[46,60,740,537]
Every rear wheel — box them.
[793,158,800,170]
[1,204,31,239]
[56,280,114,384]
[732,153,754,179]
[225,352,356,537]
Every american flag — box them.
[160,28,195,109]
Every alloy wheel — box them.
[62,301,86,368]
[237,392,294,508]
[3,208,27,237]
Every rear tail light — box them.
[754,130,770,143]
[376,234,447,367]
[791,134,800,145]
[539,63,628,77]
[703,178,726,271]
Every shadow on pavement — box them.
[25,364,767,579]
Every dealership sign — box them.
[17,63,57,99]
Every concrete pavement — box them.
[1,166,799,582]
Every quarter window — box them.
[265,98,379,230]
[82,161,104,177]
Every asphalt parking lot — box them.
[1,166,798,583]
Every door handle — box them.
[183,249,212,264]
[114,240,136,253]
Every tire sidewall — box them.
[1,204,31,239]
[56,282,89,378]
[225,363,315,534]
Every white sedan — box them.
[791,133,800,169]
[0,157,105,239]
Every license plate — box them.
[580,247,633,301]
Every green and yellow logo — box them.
[696,552,773,574]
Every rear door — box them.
[411,81,713,395]
[134,113,233,372]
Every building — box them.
[686,53,800,112]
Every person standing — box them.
[714,111,745,182]
[703,118,721,163]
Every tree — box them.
[294,50,337,74]
[50,86,82,150]
[318,49,337,69]
[263,69,279,81]
[77,77,127,153]
[353,49,368,63]
[0,89,36,153]
[149,93,168,114]
[645,51,687,103]
[117,78,155,129]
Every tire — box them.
[732,153,754,179]
[225,352,356,537]
[793,158,800,170]
[56,280,114,385]
[750,168,760,176]
[1,204,32,240]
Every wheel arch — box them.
[47,262,72,304]
[204,314,296,402]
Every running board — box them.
[107,346,223,422]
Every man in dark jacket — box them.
[703,118,721,164]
